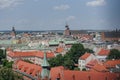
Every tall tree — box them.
[66,43,85,64]
[107,49,120,60]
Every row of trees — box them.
[48,43,93,70]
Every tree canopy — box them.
[48,43,93,70]
[107,49,120,60]
[2,59,13,68]
[48,54,64,67]
[0,67,23,80]
[0,49,6,62]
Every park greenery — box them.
[107,49,120,60]
[0,49,23,80]
[0,49,6,62]
[48,43,93,70]
[0,67,23,80]
[0,49,13,68]
[2,59,13,68]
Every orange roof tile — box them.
[80,53,91,60]
[8,50,55,58]
[90,64,108,72]
[50,66,64,80]
[55,47,64,53]
[86,60,99,68]
[63,70,119,80]
[13,61,120,80]
[98,48,110,56]
[15,60,42,76]
[104,60,120,68]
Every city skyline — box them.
[0,0,120,30]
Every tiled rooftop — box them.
[98,48,110,56]
[8,50,55,58]
[80,52,91,60]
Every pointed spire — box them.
[11,26,16,38]
[41,52,50,67]
[65,22,69,29]
[12,26,15,32]
[41,52,50,80]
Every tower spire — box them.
[41,52,50,80]
[42,52,50,67]
[11,26,16,38]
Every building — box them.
[78,52,97,70]
[104,60,120,69]
[13,52,51,80]
[64,24,71,36]
[101,30,120,42]
[11,27,16,38]
[13,60,120,80]
[7,50,55,65]
[13,60,42,80]
[96,48,110,62]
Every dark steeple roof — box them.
[12,27,15,32]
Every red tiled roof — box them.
[13,60,120,80]
[63,70,119,80]
[80,53,91,60]
[98,48,110,56]
[14,60,42,76]
[50,66,64,80]
[90,64,108,72]
[86,59,99,68]
[8,50,55,58]
[55,47,64,53]
[104,60,120,68]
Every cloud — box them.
[0,0,23,9]
[53,4,70,11]
[66,16,76,21]
[86,0,106,7]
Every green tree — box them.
[107,49,120,60]
[48,54,64,67]
[84,48,94,53]
[0,49,6,62]
[63,57,74,70]
[82,68,86,71]
[66,43,85,64]
[2,59,13,68]
[48,43,93,70]
[0,67,23,80]
[74,67,80,70]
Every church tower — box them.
[64,23,71,36]
[11,27,16,38]
[41,52,50,80]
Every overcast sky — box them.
[0,0,120,30]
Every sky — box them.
[0,0,120,30]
